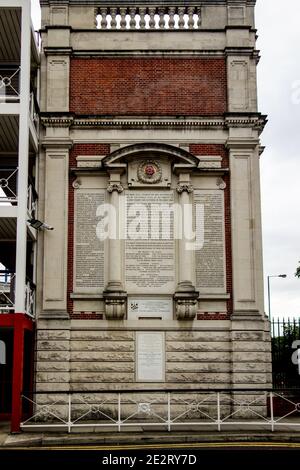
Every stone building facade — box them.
[36,0,271,405]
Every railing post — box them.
[68,393,72,433]
[217,392,221,432]
[270,391,274,432]
[118,392,121,432]
[167,392,171,432]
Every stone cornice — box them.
[225,137,260,150]
[40,0,256,5]
[42,138,73,149]
[44,47,73,56]
[41,116,74,128]
[71,166,229,175]
[41,115,267,132]
[71,50,226,58]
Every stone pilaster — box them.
[174,174,198,320]
[227,137,264,317]
[41,142,71,319]
[103,170,127,319]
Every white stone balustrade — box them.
[96,5,201,30]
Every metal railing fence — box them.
[21,388,300,433]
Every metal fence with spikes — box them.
[271,317,300,389]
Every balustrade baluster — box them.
[110,7,117,29]
[158,7,165,29]
[100,7,108,29]
[119,7,127,29]
[148,7,156,29]
[168,7,175,29]
[139,7,146,30]
[178,7,185,29]
[129,7,136,29]
[188,7,195,29]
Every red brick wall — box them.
[70,313,104,319]
[67,144,110,315]
[197,313,230,320]
[69,143,110,167]
[189,144,232,316]
[189,144,229,168]
[70,58,227,116]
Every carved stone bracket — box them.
[176,183,193,194]
[103,282,127,320]
[72,178,81,189]
[107,182,124,193]
[174,281,199,320]
[104,297,127,320]
[216,178,226,190]
[175,298,198,320]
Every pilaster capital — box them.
[226,137,260,151]
[176,183,193,194]
[107,183,124,193]
[42,138,73,150]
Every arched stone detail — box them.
[103,142,199,168]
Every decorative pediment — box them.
[102,142,199,169]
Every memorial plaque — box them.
[125,191,175,294]
[136,332,165,382]
[194,190,226,293]
[75,190,105,292]
[128,297,173,320]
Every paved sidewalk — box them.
[2,426,300,448]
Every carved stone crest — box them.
[137,160,162,184]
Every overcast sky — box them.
[30,0,300,319]
[256,0,300,319]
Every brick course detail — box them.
[69,143,110,167]
[70,58,227,116]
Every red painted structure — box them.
[0,314,34,433]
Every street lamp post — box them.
[267,274,287,322]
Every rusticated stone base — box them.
[35,317,271,400]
